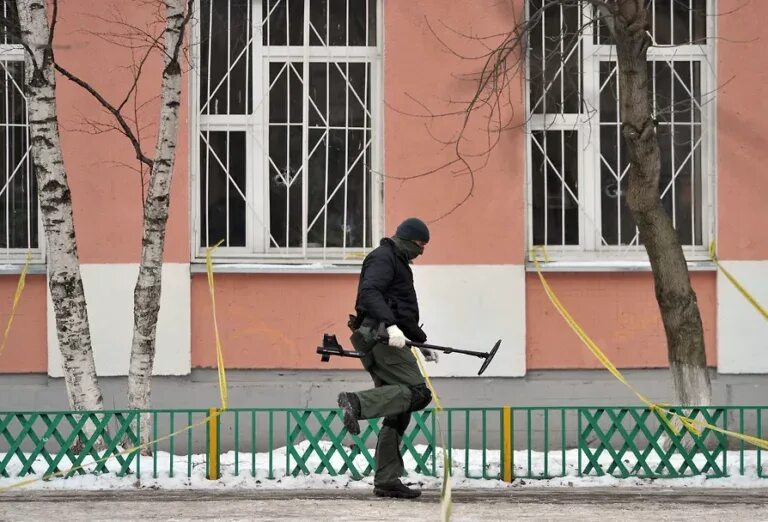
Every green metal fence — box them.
[1,406,767,482]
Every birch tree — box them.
[420,0,712,407]
[14,0,104,412]
[127,0,191,447]
[54,0,193,448]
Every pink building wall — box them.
[526,273,717,369]
[191,274,360,370]
[0,0,764,375]
[0,277,47,373]
[716,0,768,261]
[53,0,190,267]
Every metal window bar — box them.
[689,44,696,244]
[203,0,213,248]
[670,0,674,44]
[615,63,621,245]
[342,0,350,255]
[225,2,232,246]
[596,57,702,250]
[671,62,676,230]
[323,48,329,256]
[529,17,582,113]
[613,58,704,251]
[5,62,9,251]
[24,68,30,251]
[196,0,379,262]
[0,58,37,259]
[526,0,713,259]
[363,0,370,252]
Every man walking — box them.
[337,217,437,499]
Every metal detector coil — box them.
[477,340,501,376]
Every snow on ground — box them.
[2,441,768,491]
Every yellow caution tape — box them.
[0,252,31,361]
[709,241,767,321]
[205,240,228,411]
[531,250,682,435]
[411,347,451,522]
[532,247,768,450]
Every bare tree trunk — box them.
[609,0,711,407]
[127,0,189,449]
[16,0,103,412]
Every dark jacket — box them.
[354,238,427,343]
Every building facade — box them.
[0,0,766,410]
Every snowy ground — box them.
[2,441,768,492]
[1,489,767,521]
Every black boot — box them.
[373,480,422,499]
[337,392,361,435]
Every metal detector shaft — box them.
[405,340,488,359]
[393,336,502,375]
[406,339,502,375]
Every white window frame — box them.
[0,39,44,267]
[189,0,384,266]
[524,0,717,265]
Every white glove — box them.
[421,348,439,363]
[386,325,407,348]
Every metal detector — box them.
[316,334,502,376]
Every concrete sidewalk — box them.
[1,488,767,521]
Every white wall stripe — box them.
[47,263,191,377]
[717,260,768,374]
[412,265,526,377]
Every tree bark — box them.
[127,0,188,449]
[16,0,103,412]
[610,0,711,406]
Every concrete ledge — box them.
[3,369,768,411]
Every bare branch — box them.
[96,159,148,177]
[117,37,158,112]
[79,10,164,52]
[387,0,615,222]
[376,158,464,182]
[55,63,154,168]
[48,0,58,49]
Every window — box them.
[193,0,381,263]
[526,0,714,261]
[0,0,39,261]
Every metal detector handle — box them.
[376,323,429,350]
[406,341,458,356]
[407,340,488,359]
[377,323,433,356]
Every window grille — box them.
[194,0,381,263]
[526,0,713,260]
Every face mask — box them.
[394,237,424,260]
[405,240,424,260]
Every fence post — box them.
[502,406,513,482]
[207,408,220,480]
